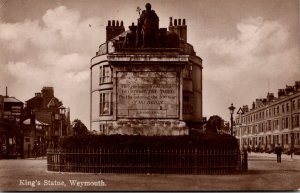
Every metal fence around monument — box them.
[47,148,248,174]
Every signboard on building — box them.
[3,105,22,121]
[117,71,179,118]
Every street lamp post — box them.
[30,109,36,141]
[228,103,236,136]
[58,106,66,137]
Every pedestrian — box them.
[274,143,283,163]
[32,142,39,159]
[290,148,294,159]
[247,146,251,154]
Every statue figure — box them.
[123,23,137,48]
[137,3,159,48]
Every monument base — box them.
[105,119,188,136]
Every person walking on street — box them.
[275,143,283,163]
[32,142,39,159]
[290,148,294,159]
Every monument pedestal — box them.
[108,52,189,136]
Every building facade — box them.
[24,87,71,150]
[90,4,203,135]
[0,90,23,158]
[234,81,300,152]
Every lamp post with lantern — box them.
[228,103,236,136]
[58,106,66,138]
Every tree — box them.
[205,115,222,134]
[72,119,88,135]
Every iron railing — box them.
[47,148,248,174]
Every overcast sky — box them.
[0,0,299,126]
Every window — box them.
[183,95,193,114]
[99,91,112,115]
[277,106,279,114]
[282,117,289,129]
[268,135,272,144]
[294,115,300,127]
[267,120,271,131]
[282,104,285,113]
[99,123,107,133]
[259,137,263,145]
[273,120,277,130]
[274,120,279,130]
[292,100,296,111]
[298,99,300,109]
[99,65,112,84]
[183,65,192,79]
[286,103,290,112]
[274,135,279,145]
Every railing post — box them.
[147,147,150,174]
[194,148,198,174]
[58,148,62,172]
[243,149,248,171]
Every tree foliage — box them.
[205,115,222,134]
[72,119,88,135]
[59,132,238,150]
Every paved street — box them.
[0,153,299,191]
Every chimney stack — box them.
[242,105,249,113]
[295,81,300,90]
[168,18,187,41]
[169,17,173,26]
[42,87,54,108]
[267,93,274,102]
[285,85,294,95]
[278,89,285,98]
[106,20,125,41]
[252,102,255,109]
[5,86,7,97]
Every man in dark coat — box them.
[274,143,283,163]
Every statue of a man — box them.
[138,3,159,48]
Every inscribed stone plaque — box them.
[117,71,178,118]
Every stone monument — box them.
[90,3,203,136]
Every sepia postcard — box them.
[0,0,300,191]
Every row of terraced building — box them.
[234,81,300,153]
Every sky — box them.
[0,0,299,126]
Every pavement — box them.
[249,152,300,160]
[0,154,299,191]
